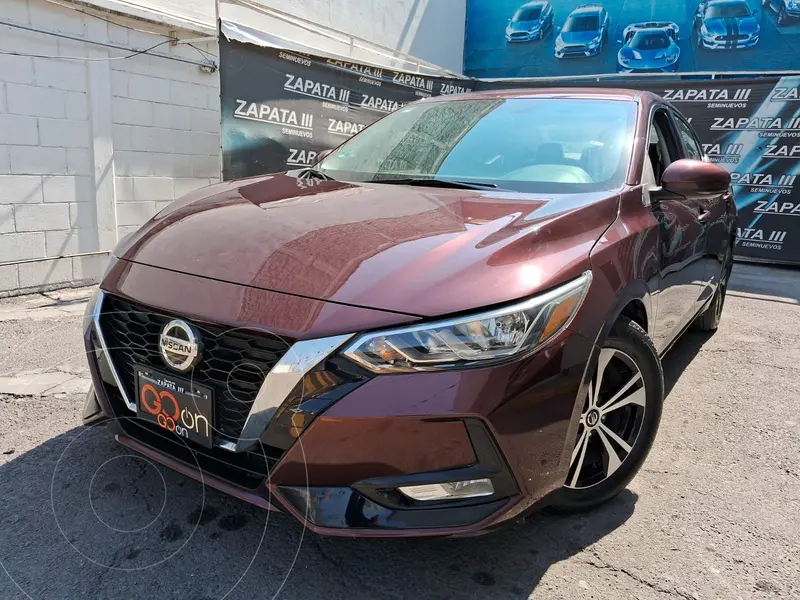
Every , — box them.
[694,0,761,50]
[83,89,737,537]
